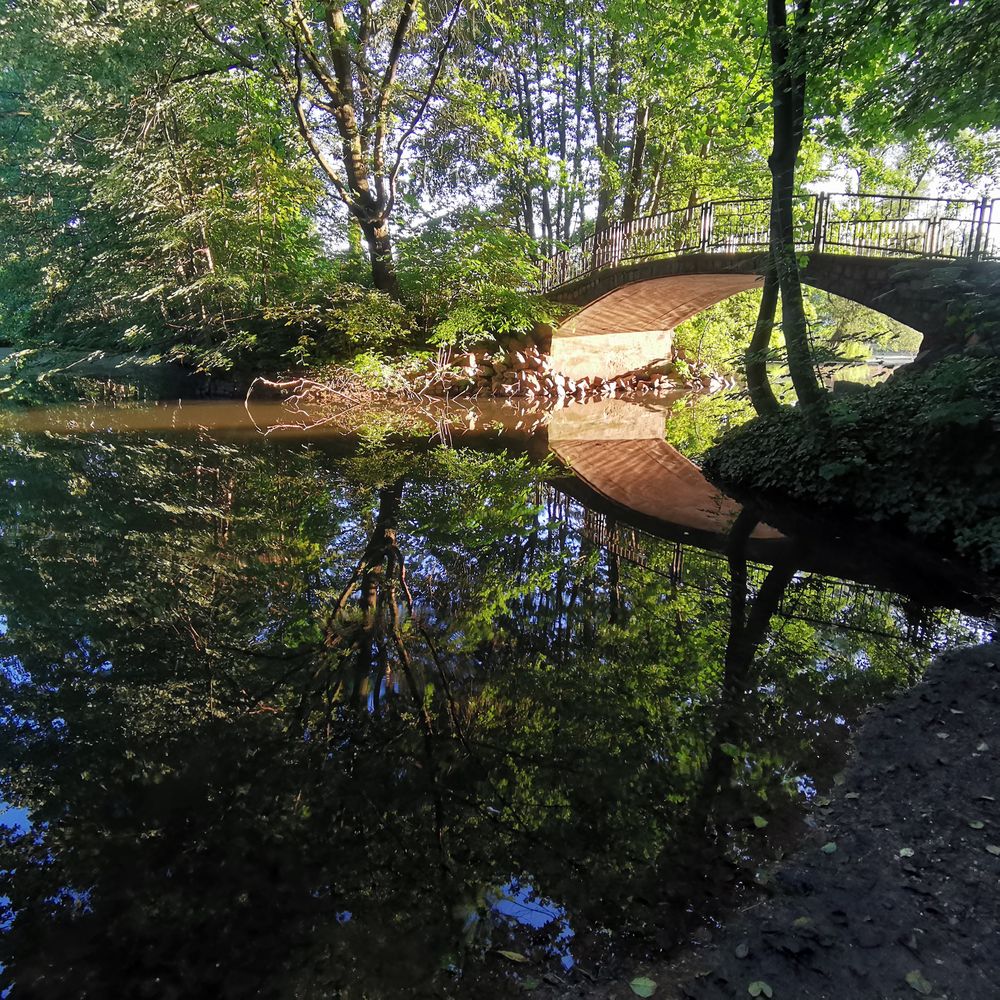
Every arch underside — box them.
[549,273,760,380]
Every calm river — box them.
[0,394,990,997]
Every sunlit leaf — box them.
[497,950,529,964]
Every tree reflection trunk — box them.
[351,480,406,707]
[692,509,796,827]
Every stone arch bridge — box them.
[539,192,1000,379]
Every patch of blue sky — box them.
[0,804,30,833]
[490,880,575,969]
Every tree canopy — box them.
[0,0,996,369]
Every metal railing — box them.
[540,192,1000,291]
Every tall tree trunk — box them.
[622,102,649,224]
[766,0,824,408]
[592,32,622,235]
[746,268,782,415]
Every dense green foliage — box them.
[705,357,1000,571]
[0,0,995,372]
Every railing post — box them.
[811,192,828,253]
[699,202,713,252]
[970,195,989,259]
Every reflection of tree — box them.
[0,432,979,997]
[691,508,795,836]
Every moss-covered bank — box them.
[703,357,1000,573]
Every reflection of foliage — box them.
[0,429,975,997]
[664,390,755,457]
[705,356,1000,571]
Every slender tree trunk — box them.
[766,0,824,408]
[746,268,782,415]
[592,32,621,235]
[622,102,649,224]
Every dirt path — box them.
[562,641,1000,1000]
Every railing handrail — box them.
[540,189,1000,291]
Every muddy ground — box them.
[557,641,1000,1000]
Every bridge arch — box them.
[541,193,1000,379]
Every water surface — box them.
[0,395,989,998]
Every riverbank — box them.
[703,356,1000,574]
[0,338,732,408]
[0,347,238,403]
[556,638,1000,1000]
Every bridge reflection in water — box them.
[13,392,984,626]
[532,398,965,652]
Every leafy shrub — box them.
[397,210,555,350]
[703,356,1000,571]
[265,283,412,364]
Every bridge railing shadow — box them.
[540,191,1000,291]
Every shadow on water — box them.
[0,394,992,997]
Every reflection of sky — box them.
[490,880,575,969]
[0,805,30,832]
[1,800,31,968]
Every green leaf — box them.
[820,841,837,854]
[629,976,657,997]
[496,950,529,963]
[748,981,773,998]
[905,970,933,995]
[898,847,915,858]
[986,844,1000,856]
[752,815,769,829]
[968,820,985,830]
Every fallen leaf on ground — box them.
[753,815,768,829]
[905,969,933,995]
[969,820,985,830]
[986,844,1000,856]
[820,842,837,854]
[735,941,750,959]
[629,976,657,997]
[899,847,915,858]
[747,981,773,998]
[496,950,529,963]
